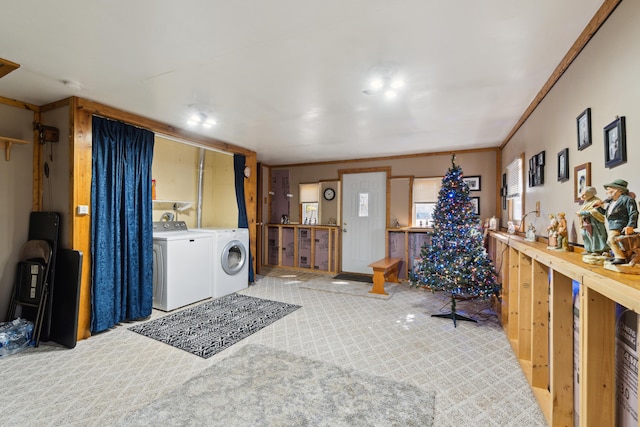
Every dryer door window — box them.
[221,240,247,275]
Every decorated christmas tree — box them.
[410,155,499,326]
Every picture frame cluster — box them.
[567,110,626,203]
[528,151,545,187]
[575,108,627,169]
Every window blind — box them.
[413,178,442,202]
[299,183,319,203]
[506,158,522,199]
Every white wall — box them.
[501,0,640,245]
[0,104,35,320]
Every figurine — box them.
[525,223,536,242]
[594,179,639,265]
[576,186,609,255]
[546,214,558,248]
[555,212,568,251]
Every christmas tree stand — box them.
[432,294,477,327]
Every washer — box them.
[191,228,249,298]
[152,221,213,311]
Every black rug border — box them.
[333,273,373,283]
[128,293,301,359]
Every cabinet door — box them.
[298,228,311,268]
[267,226,279,265]
[388,231,407,279]
[282,227,295,267]
[314,229,330,271]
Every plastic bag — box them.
[0,318,34,358]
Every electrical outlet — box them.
[535,201,540,216]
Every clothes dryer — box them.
[190,228,249,298]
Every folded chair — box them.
[6,239,53,347]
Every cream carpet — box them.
[117,344,435,426]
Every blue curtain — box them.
[234,154,254,282]
[91,116,154,333]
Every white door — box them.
[341,172,386,274]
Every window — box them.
[413,177,441,227]
[506,155,524,222]
[301,202,318,224]
[299,183,319,224]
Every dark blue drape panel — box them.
[234,154,254,282]
[91,116,154,333]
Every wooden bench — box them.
[367,257,402,295]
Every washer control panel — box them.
[152,221,188,232]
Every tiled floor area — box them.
[0,271,547,426]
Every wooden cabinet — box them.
[487,231,640,426]
[265,224,338,274]
[386,227,431,280]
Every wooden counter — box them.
[265,224,339,274]
[487,231,640,426]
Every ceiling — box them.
[0,1,605,165]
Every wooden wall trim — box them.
[74,97,255,157]
[0,94,39,111]
[275,147,499,168]
[500,0,623,149]
[32,111,42,211]
[71,99,93,341]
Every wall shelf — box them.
[1,136,29,161]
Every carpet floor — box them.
[116,344,435,427]
[128,294,300,358]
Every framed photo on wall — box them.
[576,108,591,150]
[557,148,569,182]
[604,116,626,168]
[470,197,480,215]
[574,162,591,203]
[463,176,481,191]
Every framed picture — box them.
[577,108,592,150]
[463,176,481,191]
[574,162,591,203]
[535,165,544,186]
[470,197,480,215]
[537,151,545,166]
[604,116,626,168]
[557,148,569,182]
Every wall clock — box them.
[323,187,335,201]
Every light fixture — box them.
[187,111,216,128]
[62,80,82,90]
[362,63,405,99]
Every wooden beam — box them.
[0,57,20,79]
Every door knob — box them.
[343,228,347,233]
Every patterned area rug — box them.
[128,294,300,358]
[116,344,435,427]
[301,278,400,300]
